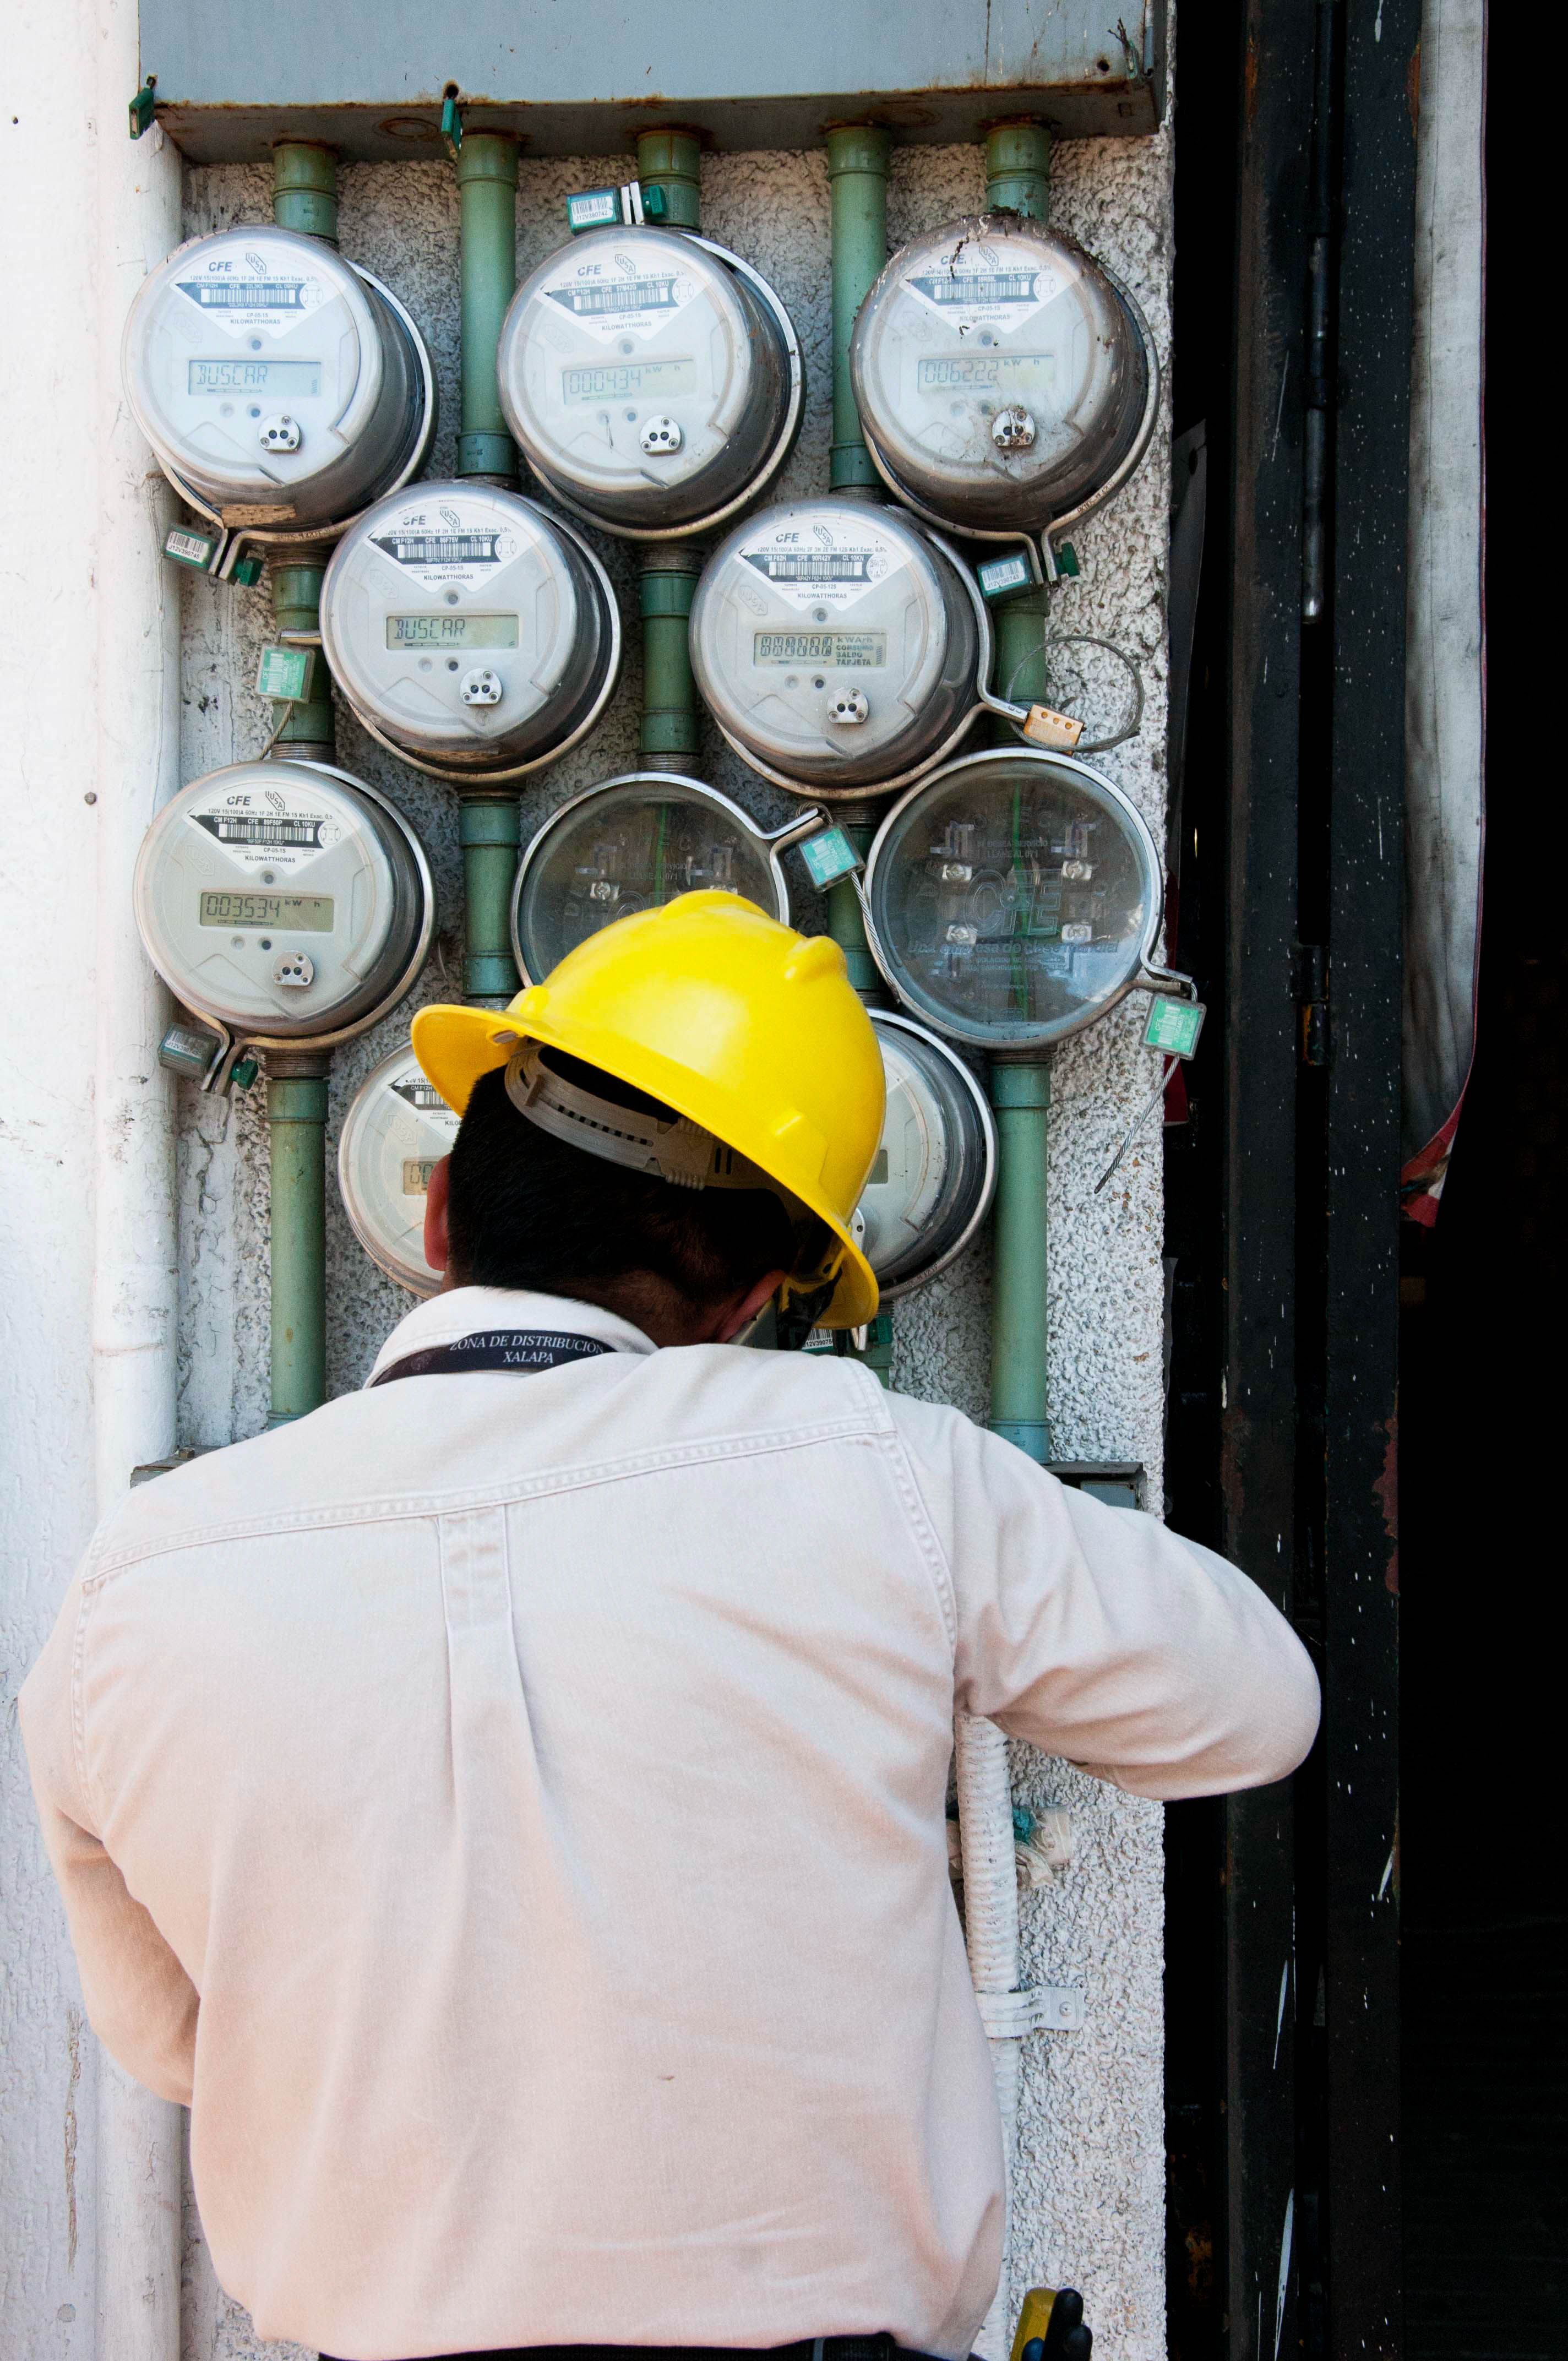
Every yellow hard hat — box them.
[410,891,885,1327]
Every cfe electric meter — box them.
[850,216,1157,539]
[497,227,801,538]
[862,748,1173,1051]
[122,227,434,534]
[319,484,620,781]
[510,774,829,980]
[133,759,434,1045]
[861,1011,995,1296]
[688,500,981,797]
[338,1042,461,1296]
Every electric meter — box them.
[497,227,801,537]
[133,759,434,1043]
[338,1042,460,1296]
[862,748,1168,1051]
[319,483,620,780]
[122,226,434,533]
[688,501,981,797]
[850,216,1157,537]
[861,1011,995,1296]
[511,773,827,981]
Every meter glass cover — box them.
[514,777,781,980]
[384,613,520,649]
[867,754,1161,1048]
[850,216,1152,532]
[199,891,335,929]
[337,1044,460,1296]
[857,1013,995,1295]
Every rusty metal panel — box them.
[137,0,1165,161]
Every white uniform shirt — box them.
[23,1287,1319,2361]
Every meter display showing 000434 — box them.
[131,759,431,1040]
[319,483,618,779]
[497,226,798,535]
[850,214,1155,535]
[338,1043,462,1296]
[121,225,431,530]
[863,750,1166,1052]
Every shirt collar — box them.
[366,1286,658,1388]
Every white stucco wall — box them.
[3,18,1173,2358]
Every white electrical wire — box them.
[955,1712,1024,2361]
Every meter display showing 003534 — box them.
[198,891,335,930]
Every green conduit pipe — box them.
[269,563,335,757]
[826,125,892,493]
[983,122,1054,739]
[983,118,1052,222]
[825,811,885,1005]
[456,134,521,483]
[265,1056,330,1424]
[987,1056,1053,1461]
[636,128,703,229]
[640,547,702,773]
[461,798,523,1002]
[273,141,339,243]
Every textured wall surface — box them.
[176,121,1173,2361]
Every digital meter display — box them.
[915,353,1057,395]
[188,358,323,395]
[865,753,1162,1048]
[337,1045,461,1296]
[754,632,886,667]
[384,613,520,649]
[198,891,335,929]
[561,357,698,404]
[512,775,785,981]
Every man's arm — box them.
[20,1577,199,2106]
[896,1401,1320,1798]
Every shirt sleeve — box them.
[20,1571,199,2108]
[892,1398,1321,1799]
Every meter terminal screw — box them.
[460,667,504,707]
[992,405,1037,451]
[259,415,302,453]
[274,951,315,989]
[827,688,870,727]
[640,415,684,456]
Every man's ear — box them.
[423,1155,452,1283]
[713,1268,790,1345]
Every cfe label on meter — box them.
[338,1042,461,1296]
[689,501,979,797]
[320,483,618,779]
[132,759,432,1041]
[497,227,799,535]
[122,226,432,532]
[850,215,1156,536]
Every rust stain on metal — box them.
[1374,1404,1398,1595]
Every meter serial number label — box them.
[561,357,696,404]
[385,613,520,649]
[188,358,323,395]
[754,631,887,667]
[198,891,335,930]
[916,353,1057,395]
[401,1158,438,1196]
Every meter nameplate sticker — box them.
[1145,997,1205,1058]
[367,495,522,591]
[173,249,330,341]
[902,235,1066,339]
[734,519,894,613]
[536,246,700,344]
[339,1046,461,1296]
[185,781,343,876]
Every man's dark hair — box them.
[445,1053,815,1322]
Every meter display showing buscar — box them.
[338,1042,460,1296]
[319,484,619,780]
[863,749,1166,1051]
[688,501,979,797]
[497,227,801,536]
[860,1011,995,1296]
[132,759,433,1042]
[122,227,433,532]
[850,215,1156,536]
[511,774,803,981]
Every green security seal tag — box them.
[797,825,862,891]
[164,524,220,573]
[1145,997,1206,1059]
[977,551,1035,601]
[256,645,317,703]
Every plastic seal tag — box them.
[796,825,862,890]
[1145,997,1206,1058]
[230,554,265,588]
[256,644,317,703]
[165,524,220,573]
[1020,704,1085,750]
[128,78,157,139]
[978,551,1035,601]
[567,187,622,232]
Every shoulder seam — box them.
[874,1427,959,1655]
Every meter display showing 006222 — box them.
[385,614,521,649]
[188,359,323,395]
[754,632,887,667]
[198,891,336,930]
[916,354,1057,395]
[560,358,697,405]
